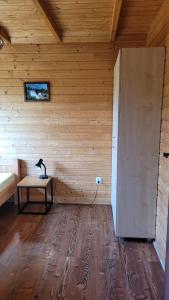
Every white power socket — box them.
[96,177,103,185]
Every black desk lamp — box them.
[35,158,48,179]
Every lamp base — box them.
[39,175,49,179]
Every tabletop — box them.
[17,176,52,188]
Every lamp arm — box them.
[41,162,47,176]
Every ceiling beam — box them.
[0,26,11,44]
[110,0,122,42]
[147,0,169,46]
[32,0,61,43]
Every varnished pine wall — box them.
[0,43,113,205]
[155,35,169,268]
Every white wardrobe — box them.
[111,48,165,239]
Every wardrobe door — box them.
[111,48,165,238]
[111,52,121,231]
[117,48,164,238]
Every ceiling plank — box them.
[110,0,122,41]
[0,27,11,44]
[147,0,169,46]
[32,0,61,43]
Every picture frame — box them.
[24,82,50,102]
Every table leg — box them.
[17,187,20,214]
[27,187,29,202]
[51,179,53,204]
[45,187,47,214]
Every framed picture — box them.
[24,82,50,101]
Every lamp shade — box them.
[35,158,43,169]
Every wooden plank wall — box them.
[155,34,169,268]
[0,43,113,205]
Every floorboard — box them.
[0,203,164,300]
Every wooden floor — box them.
[0,203,164,300]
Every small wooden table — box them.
[17,176,53,215]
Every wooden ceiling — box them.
[117,0,164,42]
[0,0,165,44]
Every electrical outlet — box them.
[96,177,103,185]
